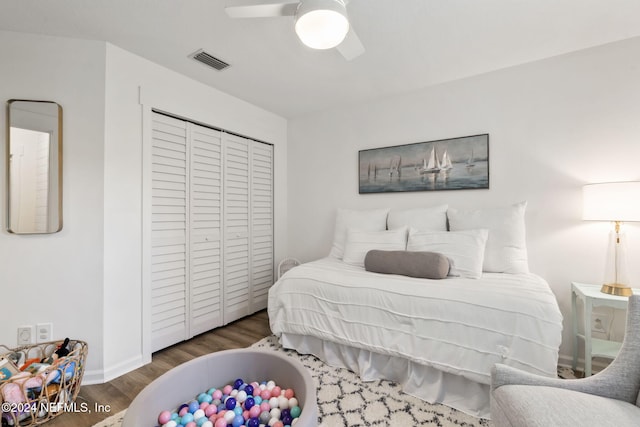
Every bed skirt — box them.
[279,332,491,419]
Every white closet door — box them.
[189,124,223,336]
[250,141,273,311]
[150,114,189,352]
[223,133,251,324]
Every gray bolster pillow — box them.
[364,250,450,279]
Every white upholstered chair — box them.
[491,294,640,426]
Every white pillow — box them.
[343,227,408,267]
[407,228,489,279]
[329,208,390,259]
[447,202,529,274]
[387,205,448,231]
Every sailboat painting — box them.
[359,134,489,194]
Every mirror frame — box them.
[7,99,63,234]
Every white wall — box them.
[0,31,287,383]
[102,44,287,382]
[0,31,107,374]
[287,36,640,362]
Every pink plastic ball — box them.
[179,406,189,417]
[223,384,233,395]
[205,405,218,417]
[249,405,261,418]
[260,389,271,400]
[271,386,282,398]
[260,402,271,412]
[158,410,172,425]
[243,410,250,420]
[214,418,227,427]
[200,402,209,410]
[273,421,284,427]
[185,422,196,427]
[284,389,294,399]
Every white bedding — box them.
[268,257,563,397]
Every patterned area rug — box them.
[92,336,577,427]
[252,335,491,426]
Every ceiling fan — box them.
[225,0,365,60]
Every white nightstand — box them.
[571,282,637,376]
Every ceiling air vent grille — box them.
[190,49,230,71]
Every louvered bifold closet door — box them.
[223,134,251,324]
[250,141,274,312]
[150,114,189,352]
[189,124,223,336]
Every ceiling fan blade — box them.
[225,0,299,18]
[336,26,365,60]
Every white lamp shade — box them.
[583,181,640,221]
[295,0,349,50]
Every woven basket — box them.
[0,339,88,426]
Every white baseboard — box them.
[557,353,609,373]
[81,354,147,385]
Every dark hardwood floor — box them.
[45,310,271,427]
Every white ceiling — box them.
[2,0,640,118]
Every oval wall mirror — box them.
[7,99,63,234]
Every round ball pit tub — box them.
[123,348,318,427]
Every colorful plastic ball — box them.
[171,412,179,420]
[260,402,271,412]
[214,418,227,427]
[280,408,291,419]
[272,421,284,427]
[189,400,200,413]
[267,380,276,390]
[254,396,262,405]
[236,390,247,403]
[282,414,293,425]
[163,421,178,427]
[217,403,226,413]
[232,414,245,427]
[234,378,244,389]
[204,405,217,418]
[278,396,289,409]
[212,390,223,400]
[225,397,237,410]
[268,397,279,409]
[223,385,233,395]
[284,389,294,399]
[271,386,281,398]
[244,397,255,410]
[270,407,281,420]
[290,406,301,418]
[248,405,261,419]
[196,417,208,427]
[259,411,271,425]
[223,410,236,423]
[233,406,242,416]
[181,413,195,424]
[260,389,271,400]
[201,422,213,427]
[193,408,205,420]
[158,410,172,425]
[244,385,254,396]
[247,417,260,427]
[289,397,298,408]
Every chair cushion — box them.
[492,385,640,426]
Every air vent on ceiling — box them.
[189,49,230,71]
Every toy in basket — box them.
[0,338,88,426]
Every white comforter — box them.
[268,258,563,385]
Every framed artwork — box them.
[358,134,489,194]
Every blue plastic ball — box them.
[254,396,262,405]
[171,412,179,420]
[232,414,244,427]
[244,397,255,410]
[281,414,293,425]
[181,413,194,424]
[233,378,244,389]
[233,406,242,416]
[247,417,260,427]
[225,397,237,410]
[244,385,254,396]
[188,400,200,413]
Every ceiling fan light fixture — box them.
[295,0,349,50]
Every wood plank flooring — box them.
[45,310,271,427]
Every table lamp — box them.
[583,181,640,296]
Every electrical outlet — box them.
[36,323,53,343]
[17,325,34,345]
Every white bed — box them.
[268,257,563,418]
